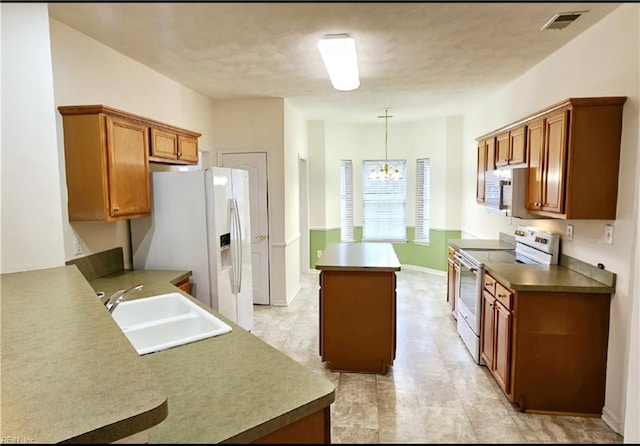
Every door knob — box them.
[256,234,267,241]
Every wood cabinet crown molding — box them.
[58,104,202,139]
[475,96,627,141]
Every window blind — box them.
[362,159,407,241]
[415,158,430,243]
[340,160,354,242]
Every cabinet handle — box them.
[113,206,120,212]
[177,152,182,157]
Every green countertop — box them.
[1,266,168,443]
[483,262,615,294]
[316,242,401,272]
[2,266,335,444]
[448,238,614,294]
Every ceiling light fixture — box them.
[317,34,360,91]
[369,108,402,182]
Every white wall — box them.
[623,10,640,439]
[309,117,462,232]
[210,98,290,305]
[48,18,217,268]
[1,4,65,273]
[462,4,639,436]
[307,121,327,229]
[324,122,359,229]
[444,116,463,230]
[283,100,307,302]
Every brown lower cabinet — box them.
[481,271,611,416]
[319,270,397,374]
[252,407,331,444]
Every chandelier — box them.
[368,107,402,181]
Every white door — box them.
[221,152,270,305]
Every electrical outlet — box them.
[73,236,83,256]
[566,224,574,241]
[317,250,323,259]
[604,224,614,245]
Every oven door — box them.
[456,254,482,335]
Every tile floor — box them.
[252,268,623,444]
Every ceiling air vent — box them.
[540,11,587,31]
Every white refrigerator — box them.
[130,168,254,331]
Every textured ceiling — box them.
[48,2,621,123]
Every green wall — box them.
[309,227,462,270]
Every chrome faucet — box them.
[103,284,144,313]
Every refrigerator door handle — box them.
[233,198,242,294]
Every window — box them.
[362,159,407,241]
[340,160,354,242]
[415,158,431,243]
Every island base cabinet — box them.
[510,291,611,416]
[319,270,396,374]
[252,407,331,444]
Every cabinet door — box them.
[480,291,496,369]
[106,116,151,218]
[542,110,568,214]
[447,258,456,313]
[476,141,487,203]
[486,137,496,171]
[496,132,510,167]
[526,118,545,210]
[150,128,178,160]
[178,135,199,163]
[493,301,512,392]
[509,125,526,165]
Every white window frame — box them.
[361,159,407,242]
[340,160,354,242]
[415,158,431,244]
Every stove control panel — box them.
[514,225,561,263]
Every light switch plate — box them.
[566,224,574,241]
[604,224,614,245]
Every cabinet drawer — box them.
[483,272,497,296]
[495,282,513,310]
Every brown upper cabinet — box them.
[58,105,201,222]
[477,97,626,220]
[496,125,526,167]
[149,129,199,164]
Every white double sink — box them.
[111,292,232,355]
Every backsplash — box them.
[561,255,617,290]
[65,247,124,281]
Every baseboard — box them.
[400,264,447,277]
[601,406,623,435]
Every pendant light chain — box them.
[369,107,402,181]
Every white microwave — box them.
[484,169,511,215]
[485,168,541,219]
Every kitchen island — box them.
[316,242,401,374]
[2,263,335,443]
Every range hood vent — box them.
[540,11,587,31]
